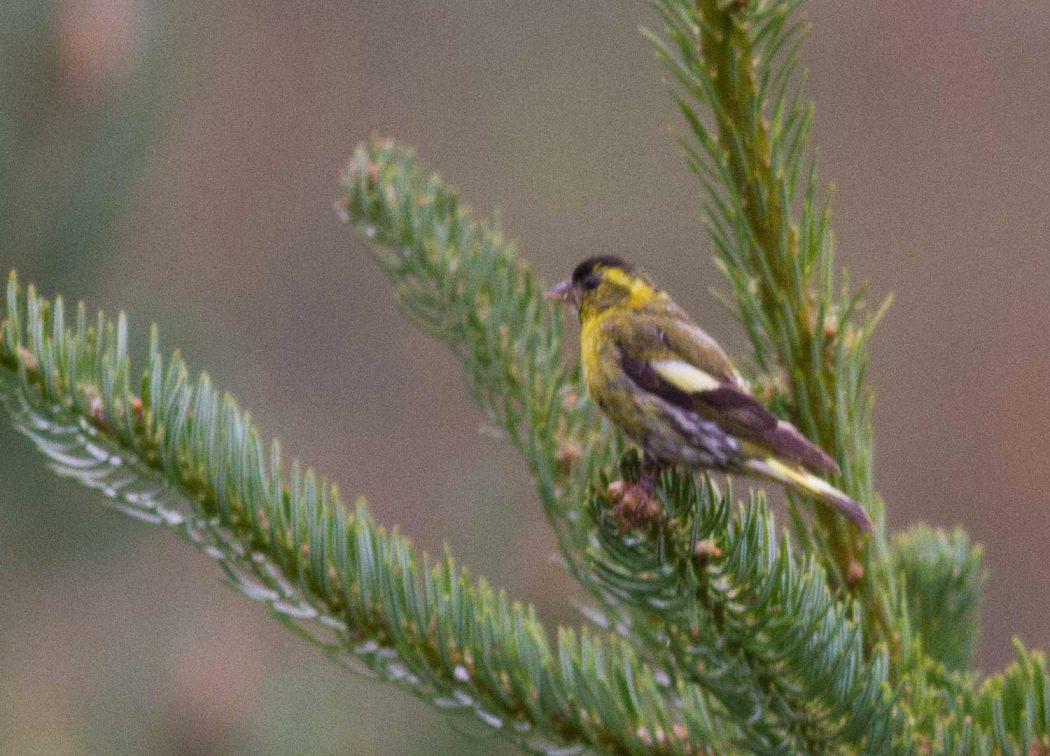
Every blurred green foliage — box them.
[0,4,490,754]
[0,0,171,285]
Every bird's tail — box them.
[745,457,874,533]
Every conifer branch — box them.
[0,273,723,755]
[894,524,986,673]
[335,141,606,588]
[644,0,895,654]
[919,639,1050,753]
[585,464,900,752]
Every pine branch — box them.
[585,462,901,752]
[640,3,1050,748]
[932,640,1050,754]
[336,140,628,622]
[972,640,1050,753]
[644,0,895,655]
[894,524,986,673]
[0,273,725,755]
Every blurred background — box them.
[2,1,1049,753]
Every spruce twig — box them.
[644,0,895,655]
[0,272,723,755]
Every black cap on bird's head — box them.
[545,256,638,310]
[571,255,632,285]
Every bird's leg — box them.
[639,454,660,493]
[607,454,663,532]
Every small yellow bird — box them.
[545,256,872,533]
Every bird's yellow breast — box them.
[579,311,610,393]
[579,310,636,432]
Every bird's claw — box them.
[606,480,662,532]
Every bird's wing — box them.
[608,314,840,475]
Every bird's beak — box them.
[544,279,576,305]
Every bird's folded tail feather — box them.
[745,457,874,533]
[761,421,841,476]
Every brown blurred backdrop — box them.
[2,1,1049,753]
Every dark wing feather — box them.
[619,354,694,406]
[619,353,840,475]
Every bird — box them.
[544,255,873,534]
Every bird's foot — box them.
[606,480,662,532]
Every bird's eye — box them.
[582,274,600,291]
